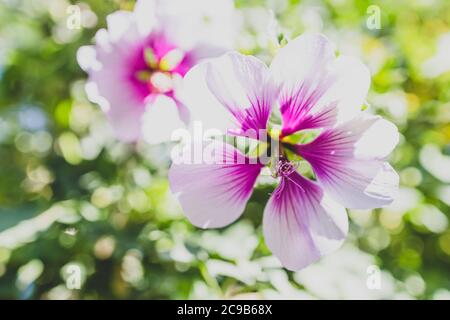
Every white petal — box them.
[142,95,186,145]
[270,33,337,135]
[106,11,134,42]
[76,46,99,72]
[82,28,146,142]
[354,117,399,159]
[321,160,399,209]
[180,52,277,137]
[106,101,144,143]
[263,172,348,271]
[179,62,237,134]
[134,0,157,35]
[319,55,371,124]
[206,52,277,135]
[158,0,236,50]
[84,81,110,112]
[169,141,262,228]
[270,33,371,134]
[295,116,399,209]
[270,33,336,89]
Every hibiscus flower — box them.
[169,34,399,270]
[77,0,236,143]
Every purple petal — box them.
[169,141,263,228]
[294,116,399,209]
[205,52,278,138]
[263,171,348,271]
[77,15,149,142]
[270,34,371,137]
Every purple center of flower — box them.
[271,157,305,193]
[274,158,297,178]
[127,33,193,101]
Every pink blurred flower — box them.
[169,34,399,270]
[77,0,236,143]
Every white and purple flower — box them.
[77,0,236,144]
[169,34,399,270]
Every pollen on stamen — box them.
[273,158,298,178]
[272,158,306,193]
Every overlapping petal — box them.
[78,42,147,142]
[77,8,152,142]
[182,52,278,138]
[78,0,236,143]
[270,33,371,137]
[207,52,279,137]
[166,33,399,271]
[155,0,236,51]
[142,95,187,144]
[293,115,399,209]
[169,141,263,228]
[263,170,348,271]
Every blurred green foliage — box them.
[0,0,450,299]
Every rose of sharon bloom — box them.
[77,0,235,144]
[169,34,400,270]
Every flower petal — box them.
[134,0,157,35]
[182,52,278,138]
[142,95,187,145]
[206,52,278,137]
[270,33,371,136]
[77,46,99,72]
[169,141,263,228]
[320,55,371,124]
[78,12,148,142]
[81,41,145,142]
[155,0,236,51]
[78,0,236,144]
[106,11,139,43]
[294,115,399,209]
[263,171,348,271]
[83,80,144,142]
[180,62,237,134]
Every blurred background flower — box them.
[77,0,237,144]
[0,0,449,299]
